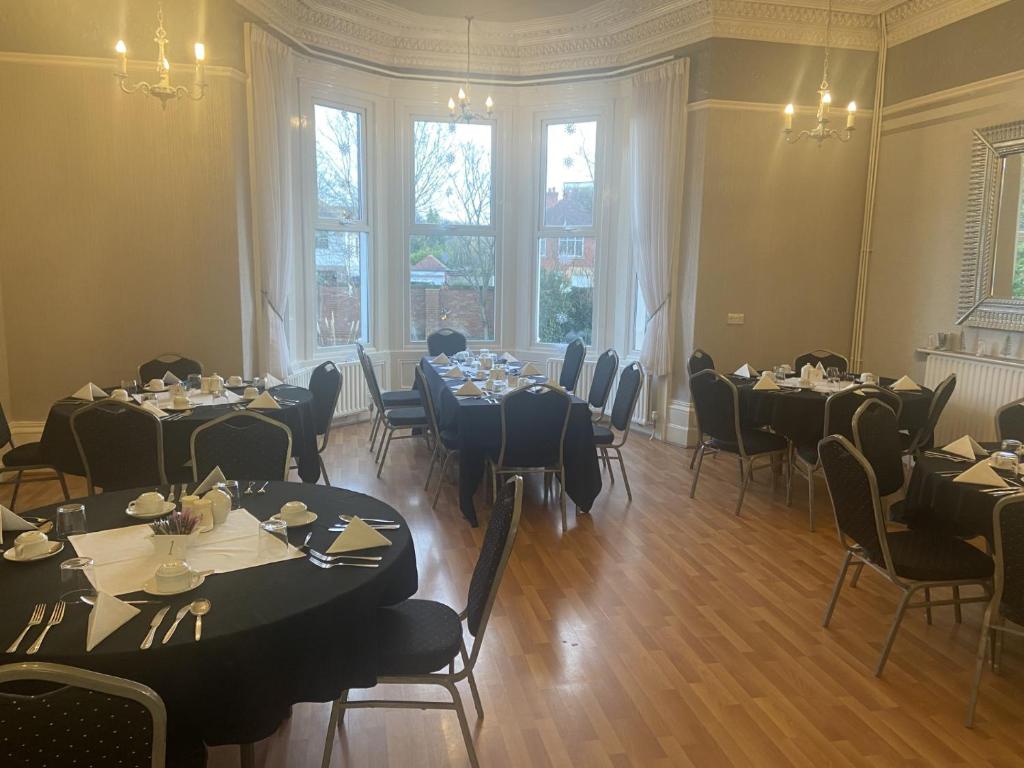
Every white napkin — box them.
[73,382,108,401]
[442,366,464,379]
[521,362,542,376]
[431,353,450,365]
[86,592,141,652]
[733,363,758,378]
[194,465,227,495]
[1,505,38,535]
[247,391,281,410]
[942,435,987,461]
[891,375,921,391]
[455,380,484,397]
[954,462,1008,487]
[264,372,284,388]
[162,371,181,384]
[815,362,827,379]
[503,353,519,364]
[752,375,780,391]
[327,516,393,554]
[140,401,169,419]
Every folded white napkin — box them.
[504,353,519,364]
[954,462,1008,487]
[442,366,464,379]
[162,371,181,384]
[327,516,393,554]
[247,391,281,410]
[942,435,987,461]
[195,466,227,495]
[1,505,38,536]
[815,362,827,377]
[733,363,758,378]
[140,401,169,419]
[264,372,284,388]
[431,353,450,365]
[520,362,542,377]
[86,592,141,652]
[73,382,108,401]
[891,375,921,391]
[752,375,780,391]
[455,380,484,397]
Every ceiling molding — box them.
[236,0,1006,77]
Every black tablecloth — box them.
[905,448,1010,540]
[38,385,321,483]
[420,359,601,525]
[0,482,417,762]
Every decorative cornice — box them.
[884,0,1009,46]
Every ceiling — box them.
[381,0,607,23]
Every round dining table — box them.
[0,482,417,764]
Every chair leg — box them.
[924,587,932,625]
[616,448,632,502]
[376,429,394,478]
[424,443,440,490]
[849,562,865,588]
[953,585,962,624]
[603,448,615,484]
[559,469,568,532]
[822,550,853,627]
[368,412,381,452]
[875,588,915,677]
[433,452,453,509]
[56,470,70,501]
[9,469,24,510]
[689,437,699,469]
[240,743,256,768]
[737,457,745,486]
[689,444,706,498]
[445,680,480,768]
[966,603,995,727]
[735,461,752,516]
[461,642,484,720]
[321,697,344,768]
[807,467,815,532]
[318,454,332,487]
[785,444,793,507]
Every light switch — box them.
[727,313,744,325]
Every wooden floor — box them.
[14,423,1024,767]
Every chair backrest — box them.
[307,360,343,440]
[70,400,166,493]
[794,349,849,373]
[587,348,619,413]
[559,338,586,391]
[138,354,203,385]
[465,476,523,668]
[824,385,899,442]
[609,361,645,433]
[687,349,715,377]
[0,662,166,768]
[0,399,12,449]
[426,327,468,357]
[498,384,572,470]
[908,373,956,454]
[689,370,742,449]
[415,365,443,439]
[995,396,1024,442]
[991,494,1024,626]
[356,343,386,414]
[819,435,892,573]
[190,412,292,482]
[852,399,905,497]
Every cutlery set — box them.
[301,532,382,568]
[141,599,212,648]
[5,602,66,655]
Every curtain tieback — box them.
[647,294,670,323]
[262,290,286,323]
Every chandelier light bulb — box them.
[448,97,456,111]
[458,87,467,102]
[194,42,205,62]
[822,91,831,105]
[846,101,857,130]
[784,103,794,131]
[485,95,494,112]
[847,101,856,113]
[115,39,127,55]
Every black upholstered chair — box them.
[356,343,422,452]
[818,435,993,677]
[321,475,523,768]
[794,349,849,373]
[593,362,644,501]
[361,352,428,478]
[71,400,167,494]
[138,354,203,385]
[586,348,619,421]
[0,662,167,768]
[298,360,342,485]
[995,396,1024,442]
[426,327,468,357]
[190,412,292,482]
[689,370,788,515]
[491,383,572,530]
[417,364,460,509]
[686,349,716,468]
[1,399,69,510]
[966,492,1024,727]
[903,373,956,457]
[852,399,906,499]
[559,338,586,392]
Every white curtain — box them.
[246,26,296,379]
[629,59,688,377]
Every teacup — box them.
[243,386,259,400]
[154,559,193,592]
[204,488,231,525]
[279,500,308,523]
[859,372,877,385]
[147,378,165,391]
[179,494,200,514]
[14,530,50,559]
[111,388,130,402]
[228,375,243,387]
[200,376,212,393]
[192,498,213,530]
[172,394,190,409]
[132,491,166,517]
[171,382,185,395]
[991,451,1018,471]
[799,377,812,388]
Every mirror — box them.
[957,119,1024,329]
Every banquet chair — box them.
[320,476,523,768]
[491,383,572,530]
[587,348,619,421]
[995,396,1024,442]
[138,353,203,385]
[559,338,586,392]
[0,399,69,510]
[852,399,906,500]
[689,370,788,516]
[426,327,468,357]
[794,349,849,373]
[687,349,717,468]
[417,365,459,508]
[903,373,956,457]
[71,400,167,494]
[818,435,993,676]
[0,662,166,768]
[965,492,1024,727]
[190,412,292,482]
[362,357,428,478]
[593,362,644,501]
[294,360,342,485]
[356,343,421,452]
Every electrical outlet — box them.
[727,313,744,325]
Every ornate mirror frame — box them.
[957,119,1024,330]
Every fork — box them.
[301,533,382,562]
[244,481,256,495]
[6,603,46,653]
[307,556,379,569]
[257,482,269,494]
[26,602,65,655]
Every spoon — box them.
[80,595,163,606]
[190,598,211,641]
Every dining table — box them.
[0,482,417,765]
[419,358,602,526]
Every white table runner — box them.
[133,390,243,406]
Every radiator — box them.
[922,352,1024,443]
[546,357,653,425]
[285,358,383,420]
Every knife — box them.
[162,605,193,645]
[141,606,170,650]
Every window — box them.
[409,120,496,342]
[537,119,598,345]
[310,103,369,348]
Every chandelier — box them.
[114,4,207,109]
[783,0,855,144]
[447,17,493,123]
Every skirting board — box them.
[9,421,44,445]
[665,400,697,448]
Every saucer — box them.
[3,541,64,563]
[142,571,207,596]
[270,511,318,527]
[164,401,194,411]
[145,383,169,393]
[126,500,175,520]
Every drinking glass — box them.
[217,480,241,509]
[826,367,841,384]
[773,365,786,383]
[60,557,96,601]
[187,374,202,391]
[120,379,138,395]
[258,519,289,557]
[55,504,87,540]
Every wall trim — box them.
[665,399,695,448]
[882,66,1024,125]
[9,421,45,446]
[0,51,247,83]
[688,97,874,115]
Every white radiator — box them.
[922,352,1024,443]
[546,357,653,425]
[285,358,383,420]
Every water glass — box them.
[826,367,841,384]
[187,373,202,391]
[60,557,96,601]
[55,504,87,540]
[217,480,241,509]
[120,379,138,395]
[258,519,289,557]
[773,365,787,383]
